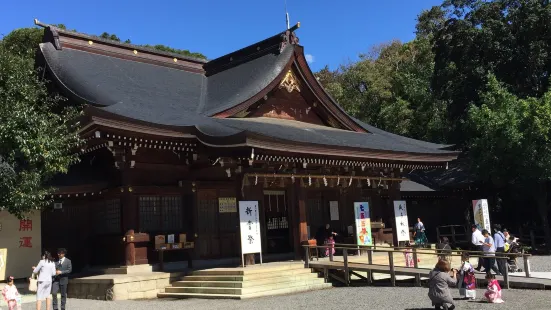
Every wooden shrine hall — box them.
[34,20,459,271]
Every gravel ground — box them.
[19,286,551,310]
[526,255,551,272]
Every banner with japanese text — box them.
[354,202,372,246]
[0,211,41,279]
[472,199,491,232]
[393,201,410,242]
[239,201,262,254]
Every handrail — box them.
[330,243,530,258]
[303,244,530,289]
[303,243,532,281]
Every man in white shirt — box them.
[471,224,485,271]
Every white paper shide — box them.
[239,201,262,255]
[393,200,410,242]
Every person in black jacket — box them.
[52,248,72,310]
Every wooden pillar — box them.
[388,179,401,247]
[120,149,138,233]
[295,182,308,258]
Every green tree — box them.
[0,40,82,218]
[468,74,551,248]
[316,38,448,142]
[432,0,551,144]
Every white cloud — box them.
[305,54,315,64]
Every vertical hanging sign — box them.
[354,202,373,246]
[239,201,263,266]
[472,199,491,232]
[393,201,410,242]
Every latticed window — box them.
[162,196,184,231]
[139,196,183,232]
[94,198,121,235]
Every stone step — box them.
[175,273,321,288]
[189,267,312,279]
[189,264,305,276]
[165,277,326,295]
[158,282,332,299]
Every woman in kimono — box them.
[413,218,428,247]
[458,253,476,300]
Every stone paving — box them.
[16,286,551,310]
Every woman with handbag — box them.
[32,251,56,310]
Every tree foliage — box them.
[315,38,449,142]
[0,40,82,218]
[316,0,551,245]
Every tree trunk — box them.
[534,183,551,251]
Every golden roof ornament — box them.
[279,70,300,93]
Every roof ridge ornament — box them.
[279,70,301,93]
[279,22,300,53]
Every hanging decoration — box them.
[308,175,312,186]
[323,175,328,187]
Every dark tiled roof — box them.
[41,42,205,111]
[203,46,293,115]
[407,160,473,189]
[39,29,457,158]
[207,118,453,154]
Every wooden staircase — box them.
[158,262,331,299]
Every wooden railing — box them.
[303,243,532,289]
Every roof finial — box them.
[285,0,290,30]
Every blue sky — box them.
[1,0,442,71]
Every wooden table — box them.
[155,248,194,271]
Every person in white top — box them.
[471,224,485,271]
[32,251,57,310]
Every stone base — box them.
[105,264,153,275]
[68,271,185,301]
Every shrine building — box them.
[34,20,459,271]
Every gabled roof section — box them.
[35,19,459,163]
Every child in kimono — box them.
[458,253,476,300]
[2,276,21,310]
[404,242,415,267]
[325,235,335,257]
[484,274,504,303]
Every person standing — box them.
[52,249,72,310]
[471,225,485,271]
[413,218,428,247]
[493,224,507,275]
[32,251,56,310]
[481,230,501,275]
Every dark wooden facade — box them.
[35,20,459,271]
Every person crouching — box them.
[428,260,457,310]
